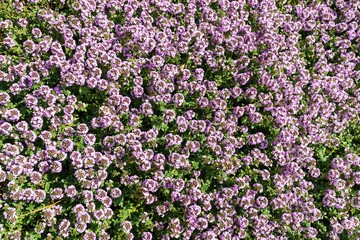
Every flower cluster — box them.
[0,0,359,239]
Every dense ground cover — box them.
[0,0,359,239]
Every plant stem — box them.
[18,199,64,218]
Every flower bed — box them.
[0,0,359,239]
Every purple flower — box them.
[93,209,104,221]
[163,109,176,123]
[3,143,20,156]
[196,217,208,231]
[256,196,269,209]
[50,188,64,200]
[65,185,77,198]
[51,161,62,173]
[34,189,46,203]
[59,218,70,231]
[0,122,13,135]
[110,188,122,198]
[142,232,152,240]
[61,138,74,152]
[30,116,43,130]
[131,85,144,98]
[75,222,87,233]
[142,179,159,193]
[173,93,185,106]
[0,92,10,105]
[150,55,165,68]
[5,108,21,122]
[84,134,96,146]
[122,221,132,234]
[77,123,89,135]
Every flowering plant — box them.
[0,0,359,239]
